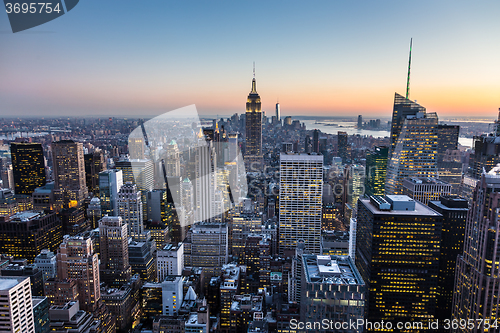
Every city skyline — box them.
[1,1,500,118]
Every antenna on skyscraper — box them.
[406,38,412,100]
[253,62,255,78]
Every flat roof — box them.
[360,197,441,217]
[0,277,25,291]
[303,255,364,286]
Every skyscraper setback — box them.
[245,72,263,169]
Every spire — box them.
[406,38,412,100]
[251,63,257,93]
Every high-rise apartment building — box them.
[365,146,388,197]
[118,182,144,239]
[84,150,106,195]
[99,169,123,216]
[279,153,323,254]
[10,143,46,195]
[51,140,88,208]
[356,195,442,324]
[245,73,263,169]
[428,196,468,323]
[56,235,100,312]
[385,94,439,195]
[0,277,35,333]
[452,168,500,331]
[99,216,131,286]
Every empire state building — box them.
[245,74,263,169]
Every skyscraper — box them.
[118,182,144,240]
[84,150,106,195]
[385,95,439,195]
[11,142,46,196]
[452,168,500,331]
[245,71,263,169]
[337,131,348,164]
[388,93,426,154]
[57,235,100,312]
[99,169,123,216]
[52,140,88,208]
[437,124,459,162]
[99,216,132,286]
[279,153,323,254]
[365,146,388,197]
[428,196,468,322]
[312,129,320,154]
[275,102,280,122]
[356,195,442,324]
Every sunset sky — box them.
[1,0,499,118]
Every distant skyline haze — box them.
[1,0,499,118]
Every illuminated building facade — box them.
[365,146,388,197]
[452,168,500,332]
[300,255,364,332]
[385,94,438,195]
[0,211,62,263]
[402,177,452,205]
[356,195,442,325]
[118,182,143,240]
[184,222,228,271]
[279,153,323,255]
[230,214,261,258]
[99,169,123,217]
[51,140,88,208]
[99,216,132,286]
[428,196,468,322]
[56,235,101,312]
[348,164,365,211]
[10,142,46,196]
[245,74,263,169]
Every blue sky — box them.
[1,0,499,118]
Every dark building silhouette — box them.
[0,211,62,263]
[10,143,46,195]
[337,131,348,164]
[84,150,106,195]
[356,195,442,324]
[428,196,468,323]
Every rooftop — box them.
[303,255,364,286]
[404,177,450,185]
[0,277,25,291]
[363,196,440,216]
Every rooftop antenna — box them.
[253,62,255,78]
[406,38,412,100]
